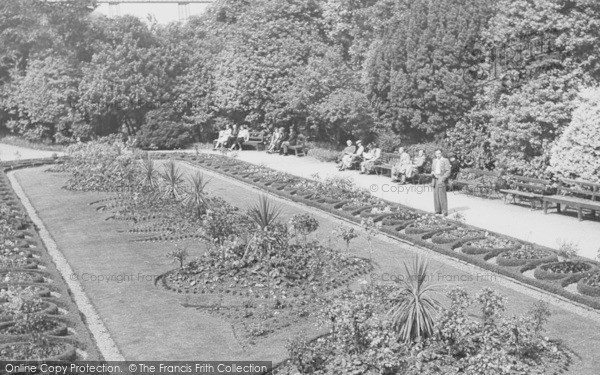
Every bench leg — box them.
[578,207,583,221]
[543,201,548,214]
[556,204,561,213]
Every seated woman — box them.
[405,148,426,180]
[281,128,298,155]
[337,140,356,165]
[339,140,364,171]
[213,125,231,150]
[266,128,281,153]
[226,124,240,149]
[236,125,250,150]
[391,147,412,183]
[360,143,382,174]
[274,127,289,153]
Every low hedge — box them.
[161,152,600,311]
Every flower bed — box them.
[578,272,600,297]
[404,216,454,235]
[160,244,372,298]
[430,228,486,245]
[461,236,521,256]
[534,261,596,281]
[150,152,600,310]
[0,340,75,361]
[0,316,67,337]
[496,245,556,267]
[0,271,44,284]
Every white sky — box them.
[93,3,212,24]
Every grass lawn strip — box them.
[8,170,124,361]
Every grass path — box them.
[10,163,600,372]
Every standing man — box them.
[431,149,451,216]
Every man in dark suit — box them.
[431,149,451,216]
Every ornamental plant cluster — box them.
[55,140,372,298]
[284,285,563,375]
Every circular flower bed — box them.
[0,316,67,337]
[380,211,421,228]
[496,245,557,267]
[161,243,372,298]
[0,271,44,284]
[404,216,454,235]
[0,298,57,321]
[0,340,75,361]
[534,261,596,281]
[0,258,37,270]
[0,285,50,298]
[577,272,600,297]
[462,236,521,256]
[430,228,485,245]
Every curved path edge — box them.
[179,160,600,324]
[7,171,125,361]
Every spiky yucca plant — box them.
[158,160,185,201]
[387,256,441,343]
[139,156,158,191]
[248,195,282,230]
[182,172,211,218]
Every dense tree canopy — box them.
[0,0,599,175]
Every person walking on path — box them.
[431,149,451,216]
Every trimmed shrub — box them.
[548,87,600,183]
[136,107,192,150]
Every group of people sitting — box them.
[266,127,305,156]
[213,124,250,151]
[336,140,428,184]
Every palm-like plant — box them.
[387,256,442,343]
[138,156,158,191]
[182,172,211,218]
[248,195,282,230]
[158,160,185,201]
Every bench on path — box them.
[374,152,400,177]
[242,131,266,151]
[543,178,600,221]
[499,175,554,209]
[451,168,503,197]
[287,138,308,156]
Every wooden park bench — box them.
[374,152,401,177]
[451,168,503,197]
[542,178,600,221]
[286,137,308,156]
[499,175,554,209]
[242,131,266,151]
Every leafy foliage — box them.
[136,106,193,150]
[548,87,600,183]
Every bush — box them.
[548,87,600,183]
[308,147,339,163]
[136,107,192,150]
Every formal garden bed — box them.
[274,280,570,375]
[0,158,102,361]
[21,142,586,373]
[157,151,600,312]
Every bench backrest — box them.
[558,179,600,201]
[506,175,552,194]
[247,132,264,142]
[457,168,502,185]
